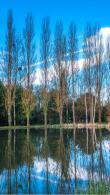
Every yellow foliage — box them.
[22,88,36,117]
[5,84,14,111]
[41,88,49,113]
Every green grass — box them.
[0,123,110,131]
[87,181,110,194]
[0,124,61,130]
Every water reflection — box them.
[0,128,110,194]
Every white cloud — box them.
[100,27,110,46]
[33,27,110,85]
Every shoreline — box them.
[0,123,110,131]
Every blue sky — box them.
[0,0,110,46]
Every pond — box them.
[0,128,110,194]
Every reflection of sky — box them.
[70,139,110,179]
[0,134,110,194]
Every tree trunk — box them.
[8,109,12,126]
[93,96,96,124]
[90,95,94,124]
[44,112,48,139]
[66,97,69,125]
[98,96,101,123]
[13,93,16,126]
[85,93,88,124]
[98,105,101,123]
[44,111,47,128]
[45,127,48,140]
[27,115,30,126]
[90,93,93,123]
[13,74,17,126]
[60,109,63,127]
[72,99,75,126]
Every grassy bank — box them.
[0,123,110,131]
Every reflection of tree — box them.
[3,129,37,194]
[73,128,77,194]
[87,128,110,194]
[88,128,97,183]
[0,128,110,194]
[0,130,18,194]
[75,128,109,156]
[98,130,109,185]
[56,128,71,194]
[7,130,12,194]
[75,129,97,155]
[0,132,8,171]
[92,128,97,149]
[13,129,18,193]
[27,128,31,194]
[99,130,103,181]
[22,129,35,165]
[86,128,89,154]
[20,128,36,194]
[13,128,35,194]
[42,127,50,194]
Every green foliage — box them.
[15,86,26,125]
[0,81,7,125]
[0,81,108,126]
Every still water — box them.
[0,128,110,194]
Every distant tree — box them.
[15,86,26,125]
[0,81,7,125]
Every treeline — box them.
[0,9,110,126]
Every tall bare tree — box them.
[54,21,66,126]
[63,35,70,124]
[5,9,15,126]
[22,13,36,126]
[68,22,78,125]
[83,23,93,123]
[105,37,110,104]
[83,24,105,124]
[40,17,51,128]
[94,25,104,123]
[12,34,21,126]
